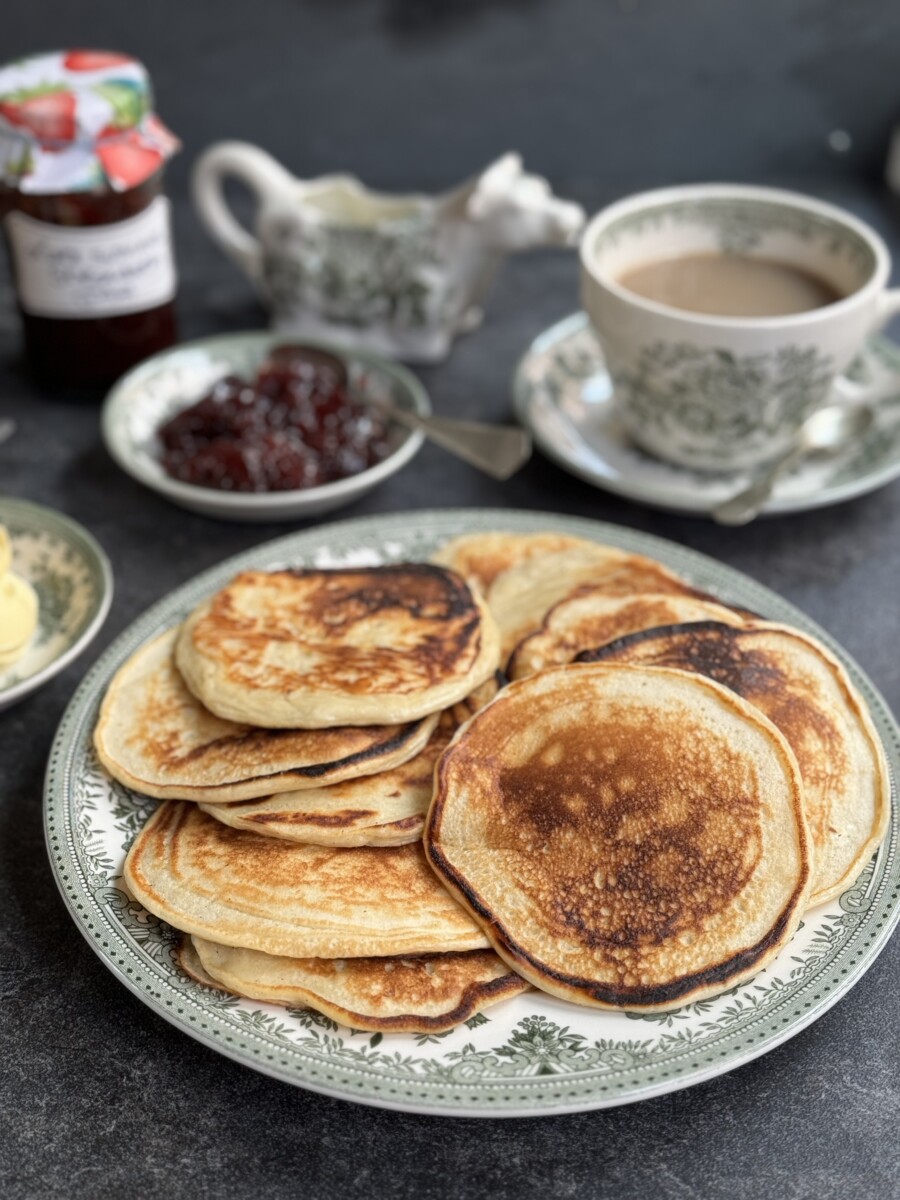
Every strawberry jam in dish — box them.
[158,345,393,492]
[0,51,180,387]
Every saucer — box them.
[513,312,900,517]
[0,497,113,711]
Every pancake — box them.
[425,663,810,1011]
[175,565,501,729]
[485,546,707,661]
[124,802,490,958]
[199,676,502,846]
[432,532,612,595]
[185,936,529,1033]
[176,934,229,991]
[580,621,891,906]
[199,733,446,846]
[508,591,748,680]
[94,628,439,802]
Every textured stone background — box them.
[2,2,900,1197]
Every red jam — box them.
[0,50,180,388]
[158,345,392,492]
[0,172,177,387]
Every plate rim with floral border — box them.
[43,508,899,1117]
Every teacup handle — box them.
[874,288,900,329]
[192,141,297,285]
[833,288,900,405]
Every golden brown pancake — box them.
[508,591,748,680]
[426,663,810,1011]
[124,802,490,958]
[580,621,891,906]
[200,715,455,847]
[183,936,529,1033]
[432,532,608,594]
[176,934,229,990]
[94,628,439,802]
[199,676,503,847]
[175,565,501,728]
[485,546,708,661]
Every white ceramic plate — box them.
[102,332,430,522]
[0,496,112,711]
[44,513,900,1113]
[44,509,900,1116]
[514,313,900,516]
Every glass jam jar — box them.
[0,50,181,387]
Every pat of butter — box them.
[0,526,10,578]
[0,570,38,658]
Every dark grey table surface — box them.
[2,176,900,1200]
[4,1,900,1195]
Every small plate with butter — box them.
[0,497,112,711]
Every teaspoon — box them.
[712,403,875,526]
[379,402,532,481]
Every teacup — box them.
[193,142,584,362]
[580,184,900,471]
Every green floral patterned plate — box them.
[0,497,112,711]
[44,510,900,1116]
[514,313,900,516]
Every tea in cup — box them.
[580,184,900,470]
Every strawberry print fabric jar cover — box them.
[0,50,181,386]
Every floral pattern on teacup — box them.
[610,341,835,465]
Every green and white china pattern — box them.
[580,184,900,470]
[262,213,451,333]
[45,510,900,1116]
[613,341,835,462]
[193,145,584,362]
[514,313,900,517]
[0,497,112,710]
[595,198,877,276]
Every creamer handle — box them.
[192,141,295,284]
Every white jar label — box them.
[5,196,176,319]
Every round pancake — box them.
[199,676,503,847]
[508,591,748,680]
[124,802,490,958]
[176,935,228,991]
[432,531,611,595]
[175,565,501,728]
[200,716,455,847]
[94,628,439,802]
[184,936,529,1033]
[485,546,707,661]
[580,621,891,906]
[425,663,810,1011]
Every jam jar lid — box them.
[0,50,180,194]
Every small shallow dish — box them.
[0,496,112,711]
[102,332,430,522]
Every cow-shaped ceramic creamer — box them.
[193,143,585,361]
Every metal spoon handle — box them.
[712,444,805,526]
[385,405,532,480]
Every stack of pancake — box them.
[428,533,890,1009]
[98,534,891,1026]
[99,564,530,1033]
